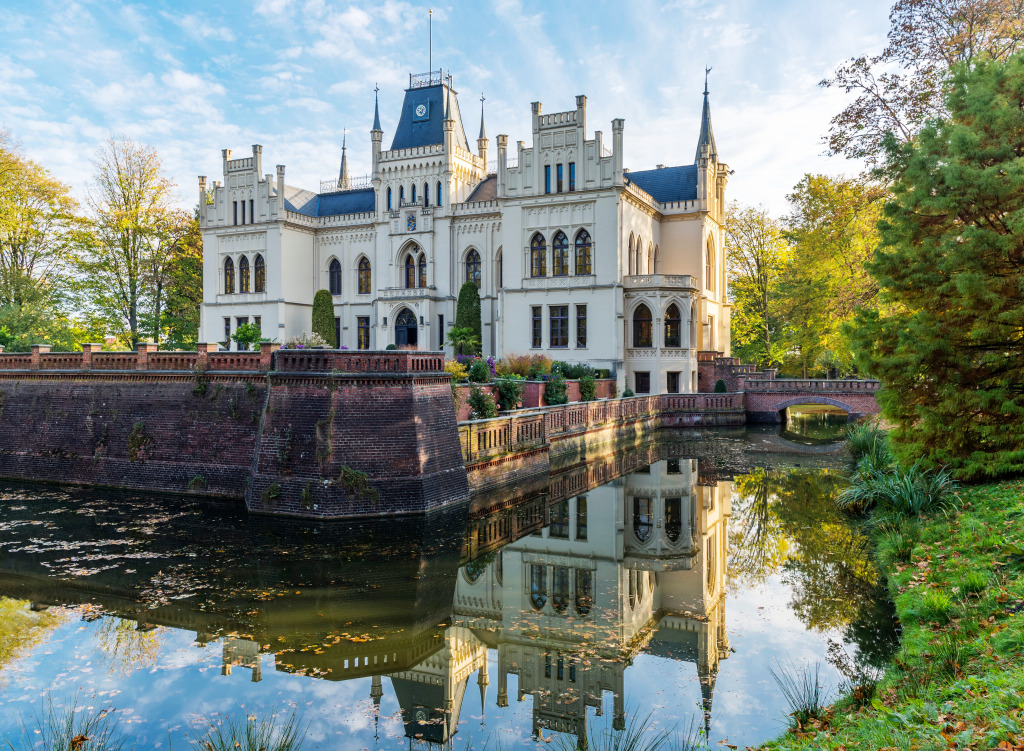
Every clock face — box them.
[415,104,427,117]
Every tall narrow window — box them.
[575,569,592,616]
[556,163,563,193]
[387,187,392,210]
[544,165,551,194]
[633,304,652,347]
[235,316,249,350]
[466,249,481,287]
[530,564,547,610]
[329,258,342,295]
[357,316,370,349]
[334,317,341,349]
[497,251,503,289]
[552,231,568,276]
[665,303,681,347]
[241,201,245,224]
[667,371,680,393]
[223,317,231,347]
[411,184,417,203]
[254,254,266,292]
[358,257,371,294]
[552,567,569,613]
[232,201,238,226]
[418,253,427,287]
[404,254,416,289]
[576,496,587,540]
[628,234,635,276]
[550,499,569,538]
[635,371,651,393]
[223,257,235,294]
[550,305,568,348]
[706,237,715,292]
[437,181,442,207]
[249,199,254,224]
[438,314,444,349]
[634,497,654,542]
[423,182,429,206]
[575,230,592,275]
[568,162,576,191]
[238,255,250,292]
[399,185,404,205]
[531,306,542,348]
[576,305,587,348]
[530,233,547,277]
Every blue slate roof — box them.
[389,84,469,153]
[283,184,375,217]
[626,165,699,204]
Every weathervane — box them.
[704,65,712,94]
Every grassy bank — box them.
[759,478,1024,750]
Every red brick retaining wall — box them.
[0,349,466,518]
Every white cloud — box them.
[161,12,237,42]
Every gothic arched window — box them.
[552,566,570,614]
[706,236,715,292]
[358,257,371,294]
[329,258,342,295]
[665,303,681,348]
[399,185,405,205]
[496,249,503,289]
[575,569,593,616]
[418,253,427,288]
[628,234,635,276]
[653,245,659,274]
[530,233,547,278]
[238,255,250,293]
[254,254,266,293]
[423,182,429,206]
[530,564,547,610]
[436,181,442,207]
[411,183,417,204]
[404,253,416,289]
[552,231,569,276]
[466,249,481,287]
[632,304,653,348]
[633,497,653,542]
[575,230,592,275]
[223,256,235,294]
[386,187,392,211]
[665,497,682,543]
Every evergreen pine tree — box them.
[849,52,1024,480]
[454,281,482,356]
[311,289,337,348]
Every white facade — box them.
[199,70,731,394]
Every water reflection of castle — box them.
[376,459,731,748]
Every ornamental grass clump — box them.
[837,460,958,522]
[768,660,830,727]
[7,695,130,751]
[186,710,306,751]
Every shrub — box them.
[622,386,635,398]
[467,358,491,383]
[232,322,271,350]
[837,460,959,519]
[311,289,336,347]
[467,385,498,419]
[446,326,480,357]
[443,359,468,407]
[544,366,569,405]
[552,361,594,379]
[526,355,553,380]
[385,343,397,350]
[283,332,329,349]
[579,373,597,402]
[714,378,728,393]
[454,281,482,355]
[493,375,525,411]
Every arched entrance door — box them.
[395,308,418,349]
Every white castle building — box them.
[198,70,731,394]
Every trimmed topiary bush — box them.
[311,289,337,347]
[714,379,728,393]
[454,281,482,356]
[579,373,597,402]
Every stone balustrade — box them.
[744,378,880,393]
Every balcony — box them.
[626,348,698,361]
[378,286,438,300]
[624,274,698,290]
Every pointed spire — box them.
[445,83,452,121]
[478,93,487,140]
[338,129,350,189]
[372,83,381,132]
[695,66,717,163]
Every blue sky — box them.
[1,0,893,215]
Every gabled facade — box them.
[198,69,731,395]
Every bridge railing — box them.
[744,378,880,392]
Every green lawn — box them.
[758,480,1024,751]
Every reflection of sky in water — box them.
[0,435,890,750]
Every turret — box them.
[612,118,624,186]
[197,176,207,225]
[275,164,285,216]
[496,134,508,198]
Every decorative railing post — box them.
[29,344,50,370]
[136,342,157,371]
[80,343,104,370]
[195,343,218,371]
[259,342,280,372]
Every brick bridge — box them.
[698,353,880,423]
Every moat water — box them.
[0,414,897,749]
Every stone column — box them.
[136,342,157,371]
[259,342,280,372]
[29,344,51,370]
[196,343,218,371]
